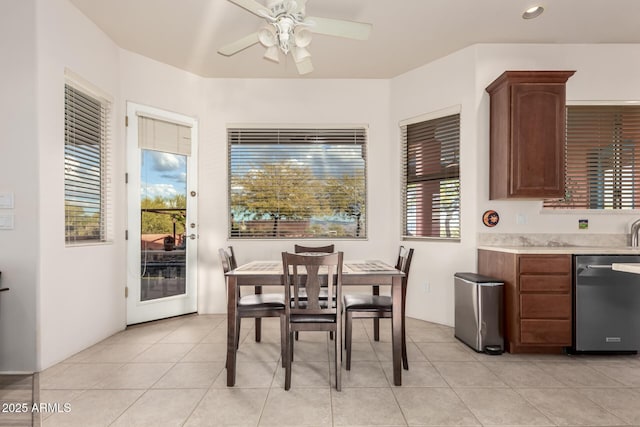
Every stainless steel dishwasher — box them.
[574,255,640,352]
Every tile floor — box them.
[15,314,640,426]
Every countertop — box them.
[478,246,640,255]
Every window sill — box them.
[540,208,640,215]
[402,236,460,242]
[65,240,113,248]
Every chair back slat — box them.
[302,264,321,310]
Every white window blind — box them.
[544,105,640,209]
[64,82,112,244]
[401,113,460,239]
[228,127,367,239]
[138,115,192,156]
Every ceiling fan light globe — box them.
[286,0,297,13]
[295,57,314,75]
[292,46,311,63]
[258,27,276,47]
[264,45,280,63]
[294,28,312,48]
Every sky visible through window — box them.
[141,150,187,200]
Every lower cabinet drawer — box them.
[520,319,571,345]
[520,294,571,319]
[519,255,571,274]
[520,275,570,292]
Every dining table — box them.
[225,259,406,386]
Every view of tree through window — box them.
[228,128,367,239]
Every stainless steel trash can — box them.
[454,272,504,354]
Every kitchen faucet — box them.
[631,218,640,247]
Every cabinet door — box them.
[520,294,572,318]
[510,84,565,198]
[521,319,572,345]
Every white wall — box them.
[0,0,39,372]
[36,0,124,369]
[390,47,479,326]
[475,44,640,237]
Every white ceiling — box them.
[69,0,640,79]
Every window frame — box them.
[400,105,461,241]
[64,70,113,246]
[227,124,368,240]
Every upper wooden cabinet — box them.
[486,71,575,199]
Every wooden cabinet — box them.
[486,71,575,199]
[478,250,572,353]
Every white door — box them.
[126,102,198,324]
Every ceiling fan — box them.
[218,0,372,75]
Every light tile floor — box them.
[24,314,640,426]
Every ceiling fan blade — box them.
[218,32,260,56]
[228,0,270,17]
[305,16,372,40]
[295,57,313,75]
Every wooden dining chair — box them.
[282,251,344,391]
[343,246,414,370]
[219,247,286,367]
[293,244,335,340]
[225,246,271,343]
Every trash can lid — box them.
[454,272,503,284]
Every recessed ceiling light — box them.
[522,6,544,19]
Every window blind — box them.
[228,127,367,239]
[64,83,112,243]
[401,113,460,239]
[544,105,640,209]
[138,115,192,156]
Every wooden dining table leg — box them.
[226,275,238,386]
[391,275,402,386]
[254,286,262,342]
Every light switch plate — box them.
[0,214,14,230]
[0,192,14,209]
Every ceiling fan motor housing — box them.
[273,16,297,53]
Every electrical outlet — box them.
[424,281,430,292]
